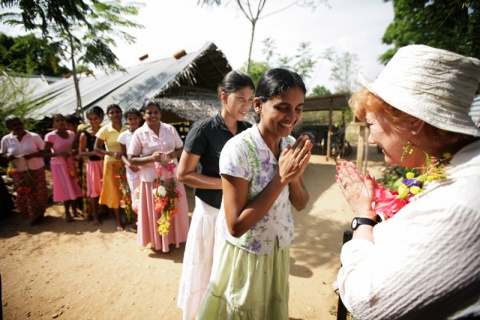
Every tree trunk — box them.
[246,20,256,73]
[68,33,83,120]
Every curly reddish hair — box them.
[349,88,472,149]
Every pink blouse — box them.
[44,130,76,165]
[128,122,183,182]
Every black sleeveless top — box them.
[84,131,102,161]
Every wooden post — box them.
[326,99,333,161]
[357,125,366,170]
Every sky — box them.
[0,0,395,93]
[111,0,395,92]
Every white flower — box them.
[153,185,167,197]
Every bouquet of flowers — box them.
[7,162,35,195]
[153,160,182,236]
[374,149,449,220]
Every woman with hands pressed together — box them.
[198,68,312,319]
[335,45,480,319]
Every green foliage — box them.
[260,38,317,81]
[244,60,270,86]
[308,85,332,97]
[0,32,69,76]
[380,164,419,190]
[0,69,40,137]
[381,0,480,62]
[0,0,144,115]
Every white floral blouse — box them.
[218,125,295,255]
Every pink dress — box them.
[128,122,189,253]
[45,131,82,202]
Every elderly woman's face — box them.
[365,110,409,166]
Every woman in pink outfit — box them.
[128,100,189,253]
[79,106,105,226]
[44,114,83,222]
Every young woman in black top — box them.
[176,71,255,320]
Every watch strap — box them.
[352,217,377,230]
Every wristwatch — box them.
[351,217,377,230]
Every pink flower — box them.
[374,185,409,219]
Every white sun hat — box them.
[469,95,480,127]
[359,45,480,137]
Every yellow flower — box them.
[397,183,409,199]
[406,172,415,179]
[410,186,421,195]
[417,175,426,182]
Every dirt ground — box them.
[0,146,385,320]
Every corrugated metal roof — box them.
[469,95,480,127]
[30,42,231,120]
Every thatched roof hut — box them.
[29,42,234,124]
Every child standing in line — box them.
[118,108,142,232]
[79,106,105,226]
[94,104,128,231]
[44,113,83,222]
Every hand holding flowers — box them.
[152,159,182,236]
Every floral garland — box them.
[374,142,450,220]
[153,160,182,236]
[7,162,36,195]
[116,166,133,223]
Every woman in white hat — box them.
[335,45,480,319]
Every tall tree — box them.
[197,0,327,73]
[381,0,479,63]
[0,33,69,76]
[0,0,143,117]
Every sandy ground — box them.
[0,146,385,320]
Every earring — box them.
[411,130,417,135]
[401,141,415,162]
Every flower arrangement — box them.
[153,160,182,236]
[374,143,449,220]
[7,162,35,195]
[116,167,133,223]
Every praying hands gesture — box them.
[278,135,312,184]
[335,161,377,220]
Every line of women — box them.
[1,103,191,253]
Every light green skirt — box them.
[197,239,290,320]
